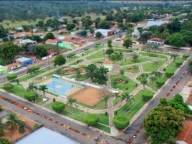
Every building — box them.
[147,38,164,45]
[103,60,113,71]
[15,27,24,31]
[47,50,58,56]
[55,35,65,41]
[131,29,140,38]
[16,57,33,66]
[20,39,37,45]
[94,29,115,37]
[32,29,38,33]
[45,39,58,45]
[0,65,8,75]
[13,32,31,39]
[6,62,23,71]
[15,127,77,144]
[177,121,192,144]
[47,27,54,32]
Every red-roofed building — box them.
[47,50,57,56]
[13,32,31,39]
[45,39,58,45]
[147,37,164,45]
[177,121,192,144]
[103,60,113,71]
[6,62,23,70]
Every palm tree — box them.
[98,66,109,75]
[114,92,120,104]
[39,84,48,97]
[67,98,76,109]
[170,54,179,61]
[0,119,5,136]
[27,82,37,91]
[121,93,131,103]
[6,113,18,129]
[141,79,148,89]
[120,69,124,76]
[132,53,139,62]
[86,64,97,81]
[75,69,81,80]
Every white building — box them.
[47,27,54,32]
[103,60,113,71]
[94,29,115,37]
[15,27,24,31]
[32,29,38,33]
[131,29,140,38]
[147,38,164,45]
[20,39,37,44]
[6,62,23,71]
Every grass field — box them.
[136,73,150,82]
[139,52,167,59]
[110,74,137,93]
[142,60,166,72]
[123,65,140,73]
[86,50,105,60]
[45,102,110,133]
[120,57,151,66]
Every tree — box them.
[0,138,10,144]
[52,101,65,113]
[142,90,153,101]
[35,46,47,58]
[95,32,102,38]
[183,54,190,59]
[7,73,17,81]
[0,58,5,66]
[1,42,18,60]
[6,113,18,129]
[82,18,92,29]
[98,20,110,29]
[143,106,184,144]
[86,64,97,81]
[156,79,166,87]
[140,32,152,41]
[24,91,37,101]
[121,93,131,102]
[170,54,179,61]
[0,119,6,136]
[105,48,114,55]
[167,19,181,33]
[132,53,139,62]
[67,98,76,109]
[0,25,7,38]
[83,114,99,126]
[107,39,112,48]
[79,30,87,37]
[165,33,185,48]
[44,32,54,41]
[165,69,174,77]
[3,83,14,91]
[123,39,132,49]
[39,85,48,97]
[175,59,184,67]
[89,27,94,34]
[113,116,129,129]
[120,69,124,76]
[53,55,66,66]
[141,79,147,88]
[27,82,37,91]
[66,23,75,30]
[67,52,76,58]
[188,61,192,71]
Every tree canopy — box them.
[123,39,132,48]
[53,55,66,66]
[35,46,47,58]
[143,106,184,144]
[1,42,18,60]
[165,33,185,48]
[83,114,99,126]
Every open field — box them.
[120,57,152,66]
[142,60,166,72]
[86,50,105,60]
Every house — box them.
[64,36,72,42]
[47,50,58,56]
[71,30,82,37]
[0,65,8,75]
[103,60,113,71]
[13,32,31,39]
[177,121,192,144]
[55,35,65,41]
[8,30,15,35]
[45,39,58,45]
[47,27,53,32]
[58,29,68,34]
[94,29,115,37]
[16,57,33,66]
[15,27,24,31]
[32,29,38,33]
[6,62,23,71]
[111,28,121,34]
[20,39,37,45]
[71,37,86,47]
[147,38,164,45]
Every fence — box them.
[33,75,52,85]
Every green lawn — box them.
[136,73,150,82]
[86,50,105,60]
[115,89,152,120]
[165,61,177,71]
[114,49,134,53]
[120,57,151,66]
[66,56,80,62]
[18,66,53,82]
[45,102,110,132]
[147,73,167,91]
[91,58,105,64]
[142,60,166,72]
[8,84,48,105]
[70,74,88,81]
[110,74,137,93]
[139,52,168,59]
[123,65,140,73]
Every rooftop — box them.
[6,62,21,68]
[15,127,77,144]
[16,57,31,62]
[46,39,57,43]
[177,121,192,144]
[103,60,113,64]
[148,37,164,42]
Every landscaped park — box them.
[0,42,189,135]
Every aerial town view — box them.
[0,0,192,144]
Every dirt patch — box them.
[69,87,110,106]
[186,90,192,105]
[116,78,126,84]
[128,67,134,71]
[188,83,192,87]
[79,68,86,72]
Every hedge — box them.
[113,116,129,129]
[3,83,14,91]
[24,91,37,101]
[183,54,190,59]
[156,79,166,87]
[142,90,154,101]
[0,138,10,144]
[175,59,184,67]
[165,69,174,77]
[52,102,65,112]
[30,65,40,71]
[7,73,17,80]
[83,114,99,126]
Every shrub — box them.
[105,48,114,55]
[165,69,174,77]
[53,98,56,102]
[175,59,184,67]
[105,112,108,116]
[0,138,10,144]
[183,54,190,59]
[3,83,14,91]
[113,116,129,129]
[83,114,99,126]
[24,91,37,101]
[142,90,154,101]
[7,73,17,81]
[68,52,76,58]
[18,120,25,133]
[52,102,65,112]
[33,123,39,129]
[156,79,166,87]
[31,65,40,71]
